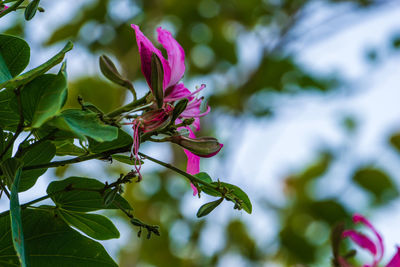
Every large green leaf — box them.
[10,168,28,266]
[88,128,132,153]
[15,64,68,128]
[0,34,30,84]
[0,41,72,89]
[53,140,86,156]
[353,167,398,203]
[48,109,118,142]
[0,209,117,267]
[47,176,132,212]
[57,209,119,240]
[19,141,56,192]
[0,88,19,131]
[0,128,13,159]
[0,157,23,187]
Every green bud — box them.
[99,55,134,91]
[171,99,188,123]
[25,0,40,21]
[196,198,223,218]
[150,53,164,108]
[170,135,223,157]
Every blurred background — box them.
[2,0,400,266]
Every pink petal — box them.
[386,247,400,267]
[131,24,171,92]
[353,213,384,261]
[157,27,185,88]
[342,230,378,256]
[164,83,192,102]
[177,124,200,196]
[190,183,198,196]
[180,98,210,118]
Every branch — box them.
[0,0,24,18]
[138,152,234,202]
[22,144,131,171]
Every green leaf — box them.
[88,128,132,153]
[57,209,120,240]
[0,128,13,159]
[195,172,213,184]
[196,198,223,218]
[195,173,252,213]
[0,209,117,266]
[0,157,23,187]
[218,182,252,214]
[19,140,56,192]
[0,88,20,131]
[0,34,30,84]
[150,53,164,108]
[48,109,118,142]
[24,0,40,20]
[54,140,86,156]
[10,168,28,266]
[47,176,132,212]
[13,64,68,128]
[353,167,398,203]
[1,41,72,89]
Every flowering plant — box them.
[0,4,251,266]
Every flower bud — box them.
[150,53,164,108]
[170,135,223,157]
[99,55,134,90]
[140,107,172,133]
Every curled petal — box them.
[353,214,384,261]
[342,230,378,256]
[164,83,192,102]
[131,24,171,92]
[181,98,210,118]
[157,27,185,88]
[386,247,400,267]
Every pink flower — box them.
[131,25,209,130]
[341,213,400,267]
[130,25,223,194]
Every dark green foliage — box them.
[47,177,132,212]
[0,209,118,266]
[0,34,30,83]
[353,167,398,203]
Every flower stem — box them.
[106,94,149,118]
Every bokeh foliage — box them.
[4,0,400,266]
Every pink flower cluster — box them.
[340,213,400,267]
[129,25,223,192]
